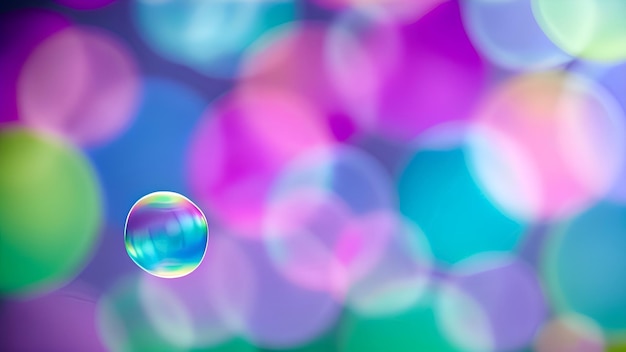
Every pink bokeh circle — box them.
[327,2,488,141]
[240,22,357,141]
[263,188,391,299]
[466,71,625,221]
[18,26,140,146]
[187,87,333,237]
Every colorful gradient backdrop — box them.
[1,0,625,351]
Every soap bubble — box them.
[124,191,208,278]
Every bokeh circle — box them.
[18,26,140,146]
[0,128,101,296]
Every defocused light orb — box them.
[609,340,626,352]
[342,1,487,141]
[287,331,338,351]
[133,0,295,77]
[348,133,412,178]
[312,3,487,142]
[240,22,357,141]
[466,71,625,221]
[271,145,395,216]
[17,26,140,147]
[340,292,458,352]
[124,191,208,279]
[198,233,258,340]
[97,273,256,352]
[137,234,255,349]
[325,11,403,138]
[89,77,206,226]
[532,0,626,62]
[0,285,106,351]
[461,0,571,70]
[398,145,526,265]
[535,313,605,352]
[573,61,626,203]
[54,0,116,10]
[0,128,101,296]
[436,282,493,351]
[263,188,390,298]
[188,87,332,236]
[346,212,432,317]
[236,238,342,348]
[0,9,70,125]
[437,253,547,351]
[543,201,626,334]
[600,63,626,202]
[314,0,446,23]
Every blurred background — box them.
[1,0,625,351]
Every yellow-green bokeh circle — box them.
[532,0,626,61]
[609,340,626,352]
[0,128,101,296]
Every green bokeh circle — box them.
[339,291,459,352]
[0,128,101,296]
[532,0,626,61]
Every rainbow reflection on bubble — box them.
[124,191,208,279]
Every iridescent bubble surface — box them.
[124,191,208,278]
